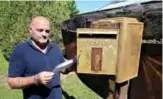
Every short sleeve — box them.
[53,43,65,63]
[8,45,26,77]
[57,46,65,63]
[59,50,65,63]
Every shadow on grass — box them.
[62,88,75,99]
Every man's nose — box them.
[41,31,48,36]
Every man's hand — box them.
[34,71,54,85]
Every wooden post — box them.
[107,78,116,99]
[118,81,130,99]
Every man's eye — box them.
[36,29,50,33]
[37,29,43,32]
[45,30,50,33]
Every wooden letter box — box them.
[77,17,144,83]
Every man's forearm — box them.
[7,76,37,89]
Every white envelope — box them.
[52,59,74,73]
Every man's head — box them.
[29,16,51,45]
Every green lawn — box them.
[0,51,102,99]
[61,72,102,99]
[0,51,23,99]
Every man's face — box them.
[29,19,51,44]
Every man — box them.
[7,16,65,99]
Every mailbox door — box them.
[77,28,119,75]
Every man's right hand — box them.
[34,71,54,85]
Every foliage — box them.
[0,1,79,60]
[68,0,79,17]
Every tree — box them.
[68,0,79,17]
[0,1,79,60]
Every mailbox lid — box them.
[90,17,137,29]
[98,17,138,23]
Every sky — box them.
[75,0,150,14]
[76,1,111,14]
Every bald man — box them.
[7,16,65,99]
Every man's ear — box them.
[28,26,32,32]
[28,26,33,36]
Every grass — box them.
[61,72,102,99]
[0,51,23,99]
[0,84,23,99]
[0,52,8,76]
[0,51,102,99]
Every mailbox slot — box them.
[78,34,117,39]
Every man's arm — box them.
[7,71,54,89]
[7,76,36,89]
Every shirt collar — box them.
[27,38,53,53]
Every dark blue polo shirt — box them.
[8,39,65,99]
